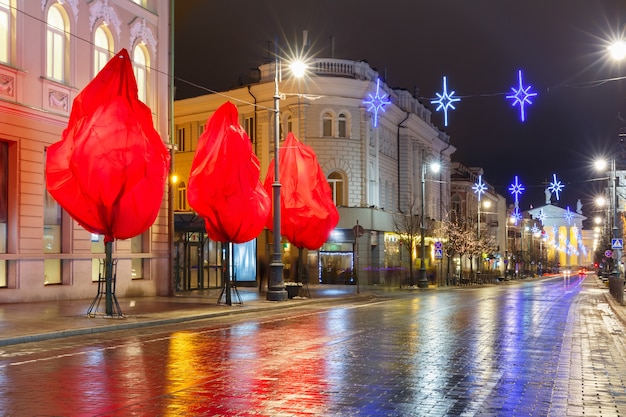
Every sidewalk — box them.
[0,285,366,347]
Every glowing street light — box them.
[267,44,308,302]
[595,157,620,279]
[609,40,626,61]
[417,159,440,288]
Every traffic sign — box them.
[434,249,443,259]
[605,250,613,258]
[352,224,364,238]
[612,238,623,249]
[434,241,443,249]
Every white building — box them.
[174,58,455,288]
[0,0,172,303]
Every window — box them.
[0,0,11,64]
[91,234,105,282]
[286,114,293,134]
[131,234,144,279]
[177,182,188,211]
[46,5,67,83]
[93,25,113,77]
[243,116,254,142]
[176,126,186,152]
[328,171,344,206]
[338,113,347,138]
[322,112,333,137]
[43,150,62,285]
[132,44,148,103]
[0,142,6,286]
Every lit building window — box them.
[0,0,11,64]
[328,171,344,206]
[46,5,67,82]
[93,25,113,77]
[177,182,188,211]
[338,113,347,138]
[322,112,333,137]
[0,142,7,287]
[132,44,148,103]
[43,149,62,285]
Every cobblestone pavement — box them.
[1,275,626,416]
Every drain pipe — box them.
[247,85,258,152]
[396,112,410,213]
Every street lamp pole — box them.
[611,157,621,279]
[418,160,428,288]
[267,43,288,301]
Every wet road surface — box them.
[1,275,626,416]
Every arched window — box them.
[338,113,347,138]
[327,171,344,206]
[322,112,333,137]
[46,5,68,82]
[93,25,113,77]
[177,181,188,211]
[0,0,11,64]
[132,44,148,103]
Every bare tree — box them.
[393,197,422,287]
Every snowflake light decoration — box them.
[536,209,546,225]
[506,69,537,122]
[508,176,525,203]
[472,175,487,201]
[548,173,564,201]
[531,223,540,235]
[364,78,391,128]
[431,76,460,127]
[564,206,573,224]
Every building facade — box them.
[449,162,507,280]
[174,58,456,288]
[0,0,172,303]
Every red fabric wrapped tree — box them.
[264,132,339,250]
[187,101,270,243]
[45,49,171,244]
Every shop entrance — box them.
[319,250,354,284]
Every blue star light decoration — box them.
[472,175,487,201]
[508,176,525,204]
[506,69,537,122]
[564,206,573,224]
[431,76,460,127]
[364,78,391,128]
[548,173,564,201]
[536,209,546,225]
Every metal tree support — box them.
[218,242,243,306]
[87,241,123,317]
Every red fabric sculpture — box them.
[187,102,270,243]
[264,132,339,250]
[45,49,171,244]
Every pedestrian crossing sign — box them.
[435,249,443,259]
[612,238,623,249]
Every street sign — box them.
[605,250,613,258]
[612,238,624,249]
[434,241,443,250]
[352,224,364,238]
[434,249,443,259]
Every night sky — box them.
[174,0,626,215]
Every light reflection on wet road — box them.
[2,275,626,416]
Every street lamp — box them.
[418,158,440,288]
[267,44,307,301]
[594,158,620,279]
